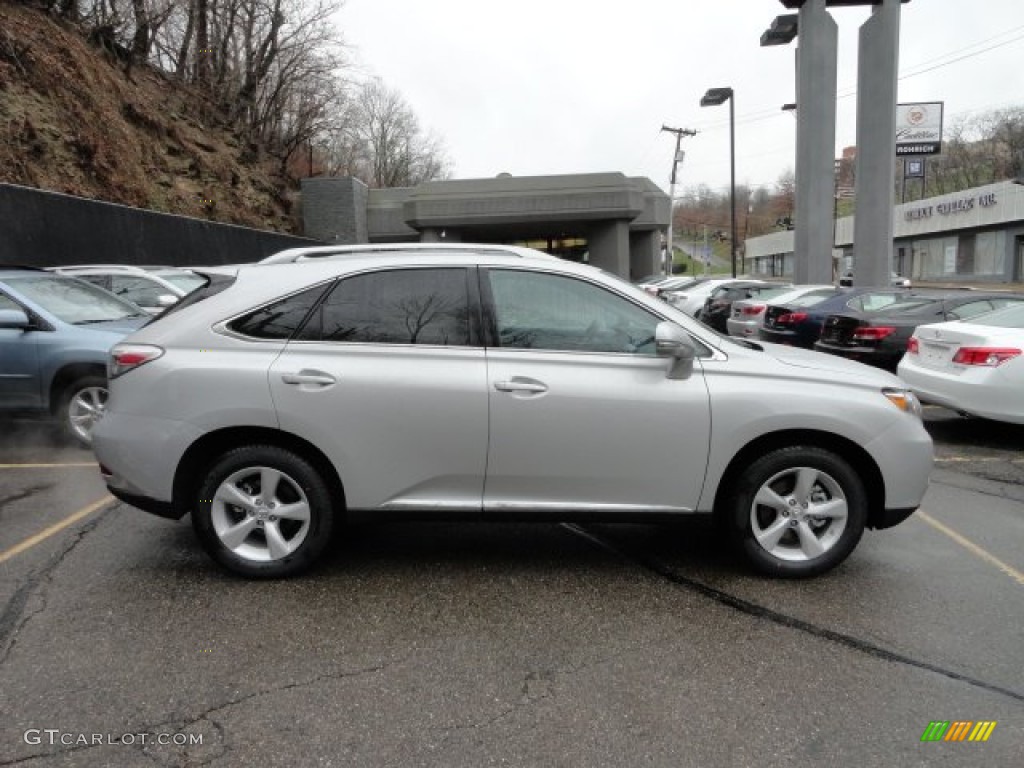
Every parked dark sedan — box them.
[759,287,913,349]
[699,281,792,333]
[814,291,1024,372]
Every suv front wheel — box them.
[60,375,108,447]
[193,445,335,578]
[724,446,868,578]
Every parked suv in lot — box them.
[93,245,933,579]
[0,267,149,444]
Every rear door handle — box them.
[281,370,336,387]
[494,378,548,394]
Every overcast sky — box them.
[338,0,1024,197]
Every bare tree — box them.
[331,78,451,188]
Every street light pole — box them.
[700,87,737,277]
[728,95,737,277]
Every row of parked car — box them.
[0,264,209,445]
[638,273,1024,425]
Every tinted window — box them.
[230,283,330,340]
[753,285,795,300]
[297,269,471,346]
[488,270,659,355]
[946,299,994,321]
[846,292,905,312]
[787,290,839,308]
[963,303,1024,328]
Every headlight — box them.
[882,387,922,419]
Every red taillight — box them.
[907,337,919,355]
[741,305,766,316]
[951,347,1022,367]
[852,326,896,341]
[777,312,808,325]
[109,344,164,379]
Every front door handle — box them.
[494,378,548,394]
[281,370,337,387]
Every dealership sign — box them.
[896,102,943,156]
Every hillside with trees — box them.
[0,1,451,233]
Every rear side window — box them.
[295,268,472,346]
[229,283,329,339]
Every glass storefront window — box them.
[910,231,1006,279]
[974,231,1006,276]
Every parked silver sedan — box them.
[93,245,933,580]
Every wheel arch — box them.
[713,429,887,529]
[172,427,347,519]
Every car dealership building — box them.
[745,179,1024,284]
[300,173,670,281]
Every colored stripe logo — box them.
[921,721,997,742]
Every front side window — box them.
[296,268,471,346]
[487,269,659,355]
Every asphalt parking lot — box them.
[1,408,1022,767]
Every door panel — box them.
[485,350,710,511]
[482,269,712,512]
[269,345,488,511]
[0,294,41,408]
[268,267,488,512]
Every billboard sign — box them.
[896,102,943,156]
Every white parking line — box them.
[0,463,98,469]
[0,495,114,565]
[916,510,1024,586]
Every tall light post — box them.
[700,87,736,277]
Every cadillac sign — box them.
[896,102,943,156]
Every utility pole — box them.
[661,125,698,276]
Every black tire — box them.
[58,375,108,448]
[192,445,335,578]
[723,445,867,578]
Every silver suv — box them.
[92,245,933,579]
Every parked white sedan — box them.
[898,303,1024,424]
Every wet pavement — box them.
[0,410,1021,767]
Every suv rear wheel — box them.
[193,445,335,578]
[724,446,867,577]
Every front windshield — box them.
[6,275,146,324]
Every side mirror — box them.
[0,308,31,330]
[157,294,179,307]
[655,321,696,380]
